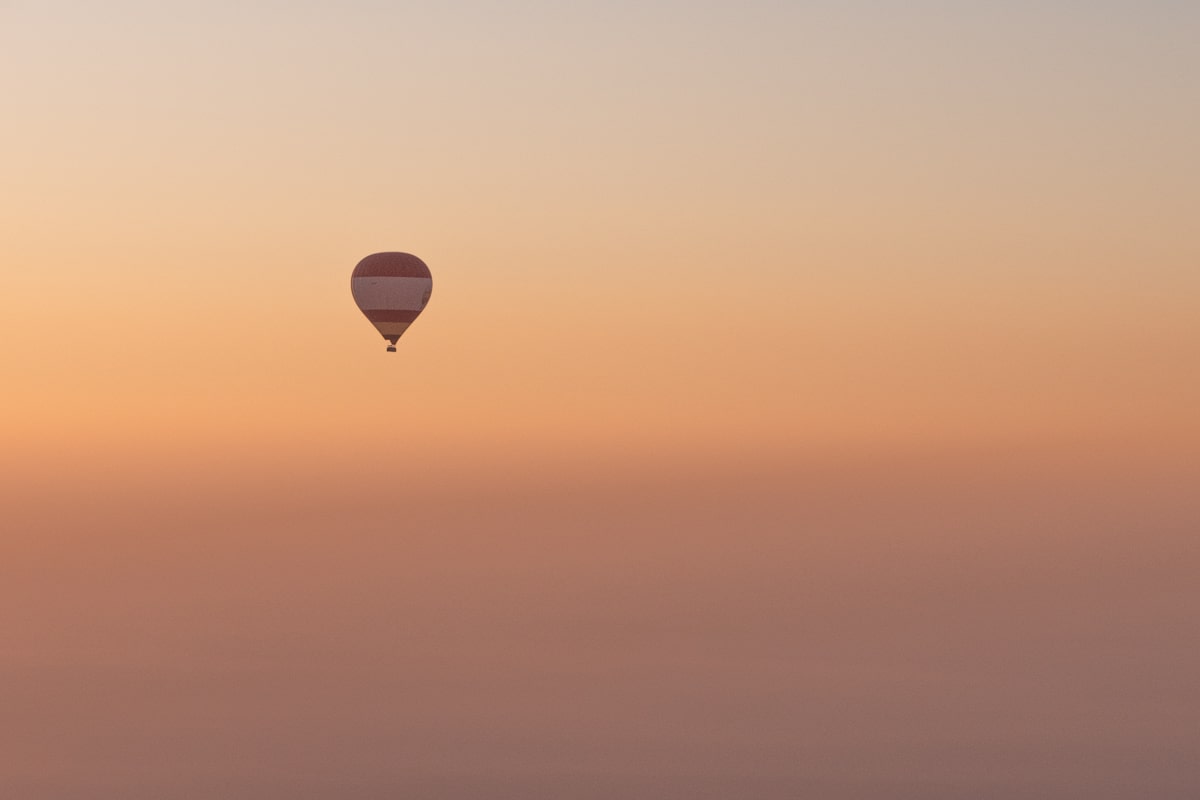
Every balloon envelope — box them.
[351,252,432,350]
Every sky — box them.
[2,1,1198,797]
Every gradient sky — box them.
[3,2,1199,798]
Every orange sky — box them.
[4,1,1198,475]
[2,2,1198,797]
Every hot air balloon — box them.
[351,252,432,352]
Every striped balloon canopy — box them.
[350,252,433,352]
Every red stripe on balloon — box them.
[352,252,431,278]
[363,309,422,323]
